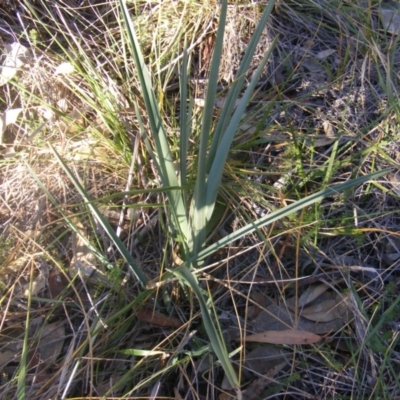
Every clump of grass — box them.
[0,0,399,399]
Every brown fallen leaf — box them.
[291,283,331,309]
[36,321,65,363]
[299,292,351,323]
[245,330,321,345]
[136,307,183,328]
[251,303,345,334]
[299,298,339,322]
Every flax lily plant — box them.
[116,0,392,393]
[48,0,390,395]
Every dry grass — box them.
[1,0,400,399]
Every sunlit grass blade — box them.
[189,0,228,260]
[172,264,240,391]
[17,282,32,400]
[190,0,276,258]
[207,0,276,170]
[205,36,277,222]
[179,42,192,189]
[323,139,340,187]
[196,168,392,261]
[119,0,190,249]
[49,145,148,286]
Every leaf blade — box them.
[245,330,321,345]
[196,169,392,262]
[50,145,148,286]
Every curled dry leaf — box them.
[296,283,331,308]
[299,292,351,323]
[300,297,340,322]
[287,284,352,322]
[245,330,321,345]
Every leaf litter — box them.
[1,0,400,398]
[248,283,353,335]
